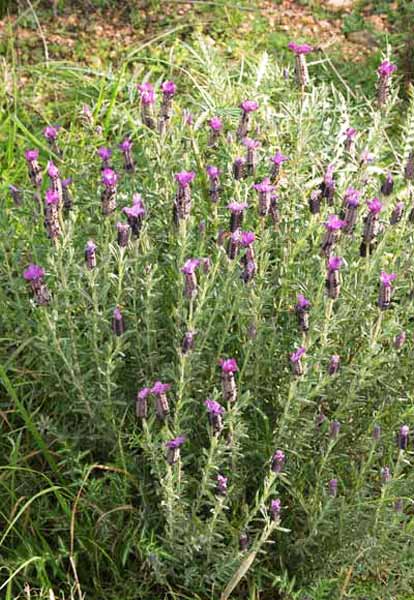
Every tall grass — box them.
[1,37,414,600]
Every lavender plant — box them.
[1,39,414,600]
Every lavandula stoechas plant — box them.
[288,41,313,89]
[378,271,396,310]
[119,138,135,172]
[320,163,336,206]
[97,147,112,170]
[136,387,150,419]
[270,151,288,183]
[159,80,176,134]
[62,178,73,210]
[173,171,196,223]
[112,306,125,336]
[295,293,311,333]
[206,166,221,203]
[166,436,185,465]
[43,124,60,154]
[152,381,172,420]
[240,232,256,283]
[138,82,156,129]
[377,60,397,107]
[25,149,42,203]
[23,264,50,305]
[254,177,275,217]
[123,194,145,238]
[205,399,225,436]
[344,127,357,154]
[44,189,62,241]
[320,215,345,257]
[47,161,63,207]
[85,240,97,269]
[342,188,361,234]
[290,346,306,377]
[243,138,261,176]
[326,256,343,300]
[237,100,259,140]
[219,358,238,403]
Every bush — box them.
[1,40,414,599]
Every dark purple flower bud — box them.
[216,474,228,496]
[381,171,394,196]
[372,424,381,441]
[328,354,340,375]
[295,293,310,332]
[309,190,322,214]
[97,147,112,169]
[237,100,258,139]
[174,171,196,222]
[390,202,404,225]
[112,306,125,336]
[101,168,118,215]
[344,127,357,152]
[205,399,225,436]
[394,498,404,513]
[321,215,345,257]
[43,125,59,142]
[320,164,336,206]
[137,82,156,129]
[227,201,248,232]
[290,346,305,376]
[207,117,222,146]
[47,160,63,206]
[397,425,409,450]
[271,449,285,473]
[316,412,326,427]
[270,499,281,521]
[326,256,343,300]
[219,358,238,403]
[201,257,211,273]
[123,194,145,237]
[9,185,23,206]
[360,198,383,256]
[165,436,185,465]
[328,478,338,497]
[117,222,130,248]
[377,61,397,106]
[181,330,196,354]
[181,258,200,300]
[270,151,289,181]
[136,387,150,419]
[85,240,97,270]
[254,177,275,217]
[152,381,171,420]
[394,331,406,349]
[329,420,341,439]
[25,148,42,190]
[233,157,246,180]
[119,138,135,172]
[44,189,62,241]
[206,165,221,203]
[288,41,313,87]
[243,138,261,176]
[378,271,396,311]
[158,81,176,134]
[405,152,414,181]
[239,532,249,552]
[23,264,50,305]
[381,466,391,484]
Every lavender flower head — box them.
[112,306,125,336]
[119,138,133,153]
[166,436,185,449]
[25,149,39,162]
[101,168,118,187]
[378,60,397,77]
[137,82,155,104]
[243,137,261,150]
[330,420,341,438]
[209,117,222,131]
[205,399,225,415]
[398,425,409,450]
[380,271,396,288]
[373,424,381,441]
[45,189,59,205]
[344,188,361,207]
[216,474,228,496]
[290,346,306,363]
[98,146,112,161]
[23,264,45,281]
[327,256,343,271]
[240,100,259,113]
[296,293,311,310]
[207,165,221,179]
[228,201,248,214]
[43,125,59,141]
[270,498,281,520]
[367,197,383,214]
[381,466,391,484]
[176,171,195,188]
[328,354,340,375]
[345,127,357,140]
[181,258,200,275]
[47,161,59,178]
[219,358,238,373]
[271,151,289,166]
[288,41,313,55]
[324,215,345,231]
[161,80,177,96]
[151,381,171,395]
[240,231,255,247]
[271,449,285,473]
[328,478,338,497]
[254,177,275,194]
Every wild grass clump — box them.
[1,38,414,600]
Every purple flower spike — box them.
[381,466,391,484]
[205,399,225,415]
[288,41,313,54]
[207,165,221,179]
[330,420,341,439]
[216,474,228,496]
[25,149,39,162]
[373,424,381,441]
[367,197,383,214]
[254,177,275,193]
[243,137,261,150]
[240,100,259,113]
[161,80,177,96]
[328,478,338,497]
[327,256,343,271]
[271,449,285,473]
[380,271,397,288]
[344,188,361,207]
[43,125,59,141]
[378,60,397,77]
[98,146,112,161]
[45,189,59,205]
[324,214,345,231]
[270,498,281,520]
[23,264,45,281]
[151,381,172,395]
[176,171,196,187]
[101,168,118,187]
[345,127,357,139]
[47,161,59,179]
[209,117,223,131]
[240,231,255,247]
[181,258,200,275]
[290,346,306,363]
[328,354,340,375]
[112,306,125,336]
[166,436,185,449]
[219,358,238,373]
[398,425,409,450]
[228,201,248,214]
[271,151,289,165]
[137,82,155,104]
[297,294,310,310]
[119,138,133,152]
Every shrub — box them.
[1,39,414,599]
